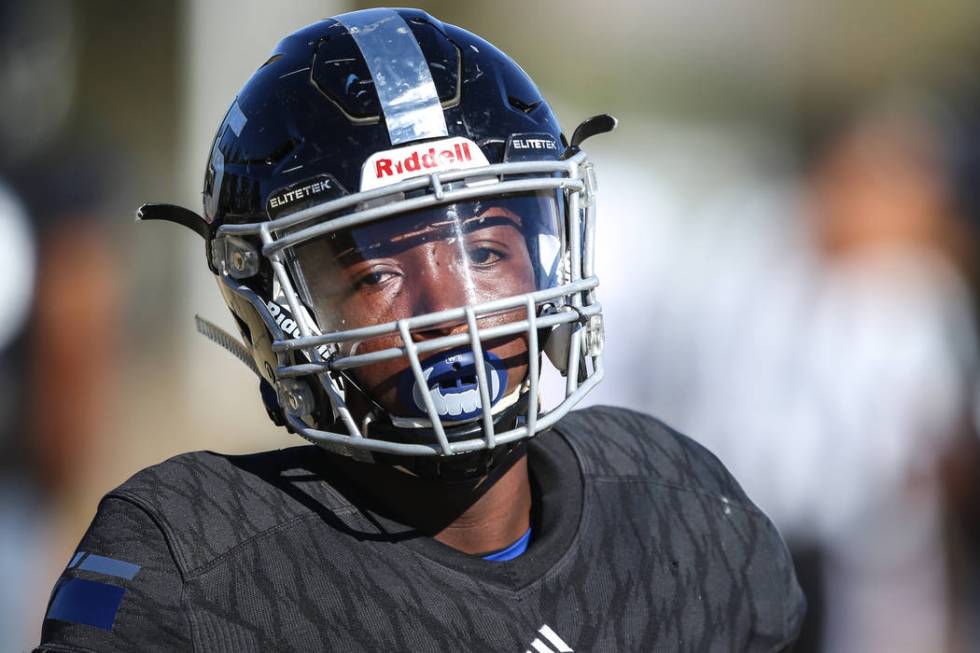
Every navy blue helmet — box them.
[139,8,614,478]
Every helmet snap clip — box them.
[584,314,605,356]
[213,236,261,279]
[277,380,316,418]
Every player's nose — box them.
[408,246,472,340]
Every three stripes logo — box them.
[525,624,573,653]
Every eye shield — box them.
[287,192,563,336]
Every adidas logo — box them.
[525,624,573,653]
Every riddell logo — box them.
[360,137,490,191]
[375,142,472,177]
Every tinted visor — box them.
[288,192,563,335]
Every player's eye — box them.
[466,246,504,267]
[351,268,399,291]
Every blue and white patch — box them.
[76,553,141,580]
[47,578,126,631]
[46,552,141,631]
[397,347,507,421]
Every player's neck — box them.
[431,455,532,555]
[333,452,532,556]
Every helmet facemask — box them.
[213,152,604,464]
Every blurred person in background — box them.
[1,152,121,653]
[0,181,41,652]
[587,97,978,653]
[0,1,123,650]
[798,99,977,653]
[939,85,980,653]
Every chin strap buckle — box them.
[212,235,261,279]
[277,379,316,418]
[584,314,604,356]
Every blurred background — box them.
[3,0,980,651]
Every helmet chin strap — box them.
[371,393,533,482]
[194,315,261,377]
[389,439,529,485]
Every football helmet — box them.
[138,8,614,476]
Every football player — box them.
[37,8,804,652]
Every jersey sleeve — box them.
[35,496,191,652]
[759,519,807,651]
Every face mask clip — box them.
[212,235,261,279]
[278,379,316,418]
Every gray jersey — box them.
[37,406,804,652]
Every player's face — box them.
[292,194,560,422]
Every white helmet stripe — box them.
[336,8,449,146]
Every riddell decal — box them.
[266,300,331,359]
[360,137,490,191]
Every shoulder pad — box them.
[554,405,755,508]
[108,447,353,574]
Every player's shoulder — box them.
[555,405,806,643]
[106,445,351,574]
[554,404,755,509]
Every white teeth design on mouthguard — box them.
[411,365,503,418]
